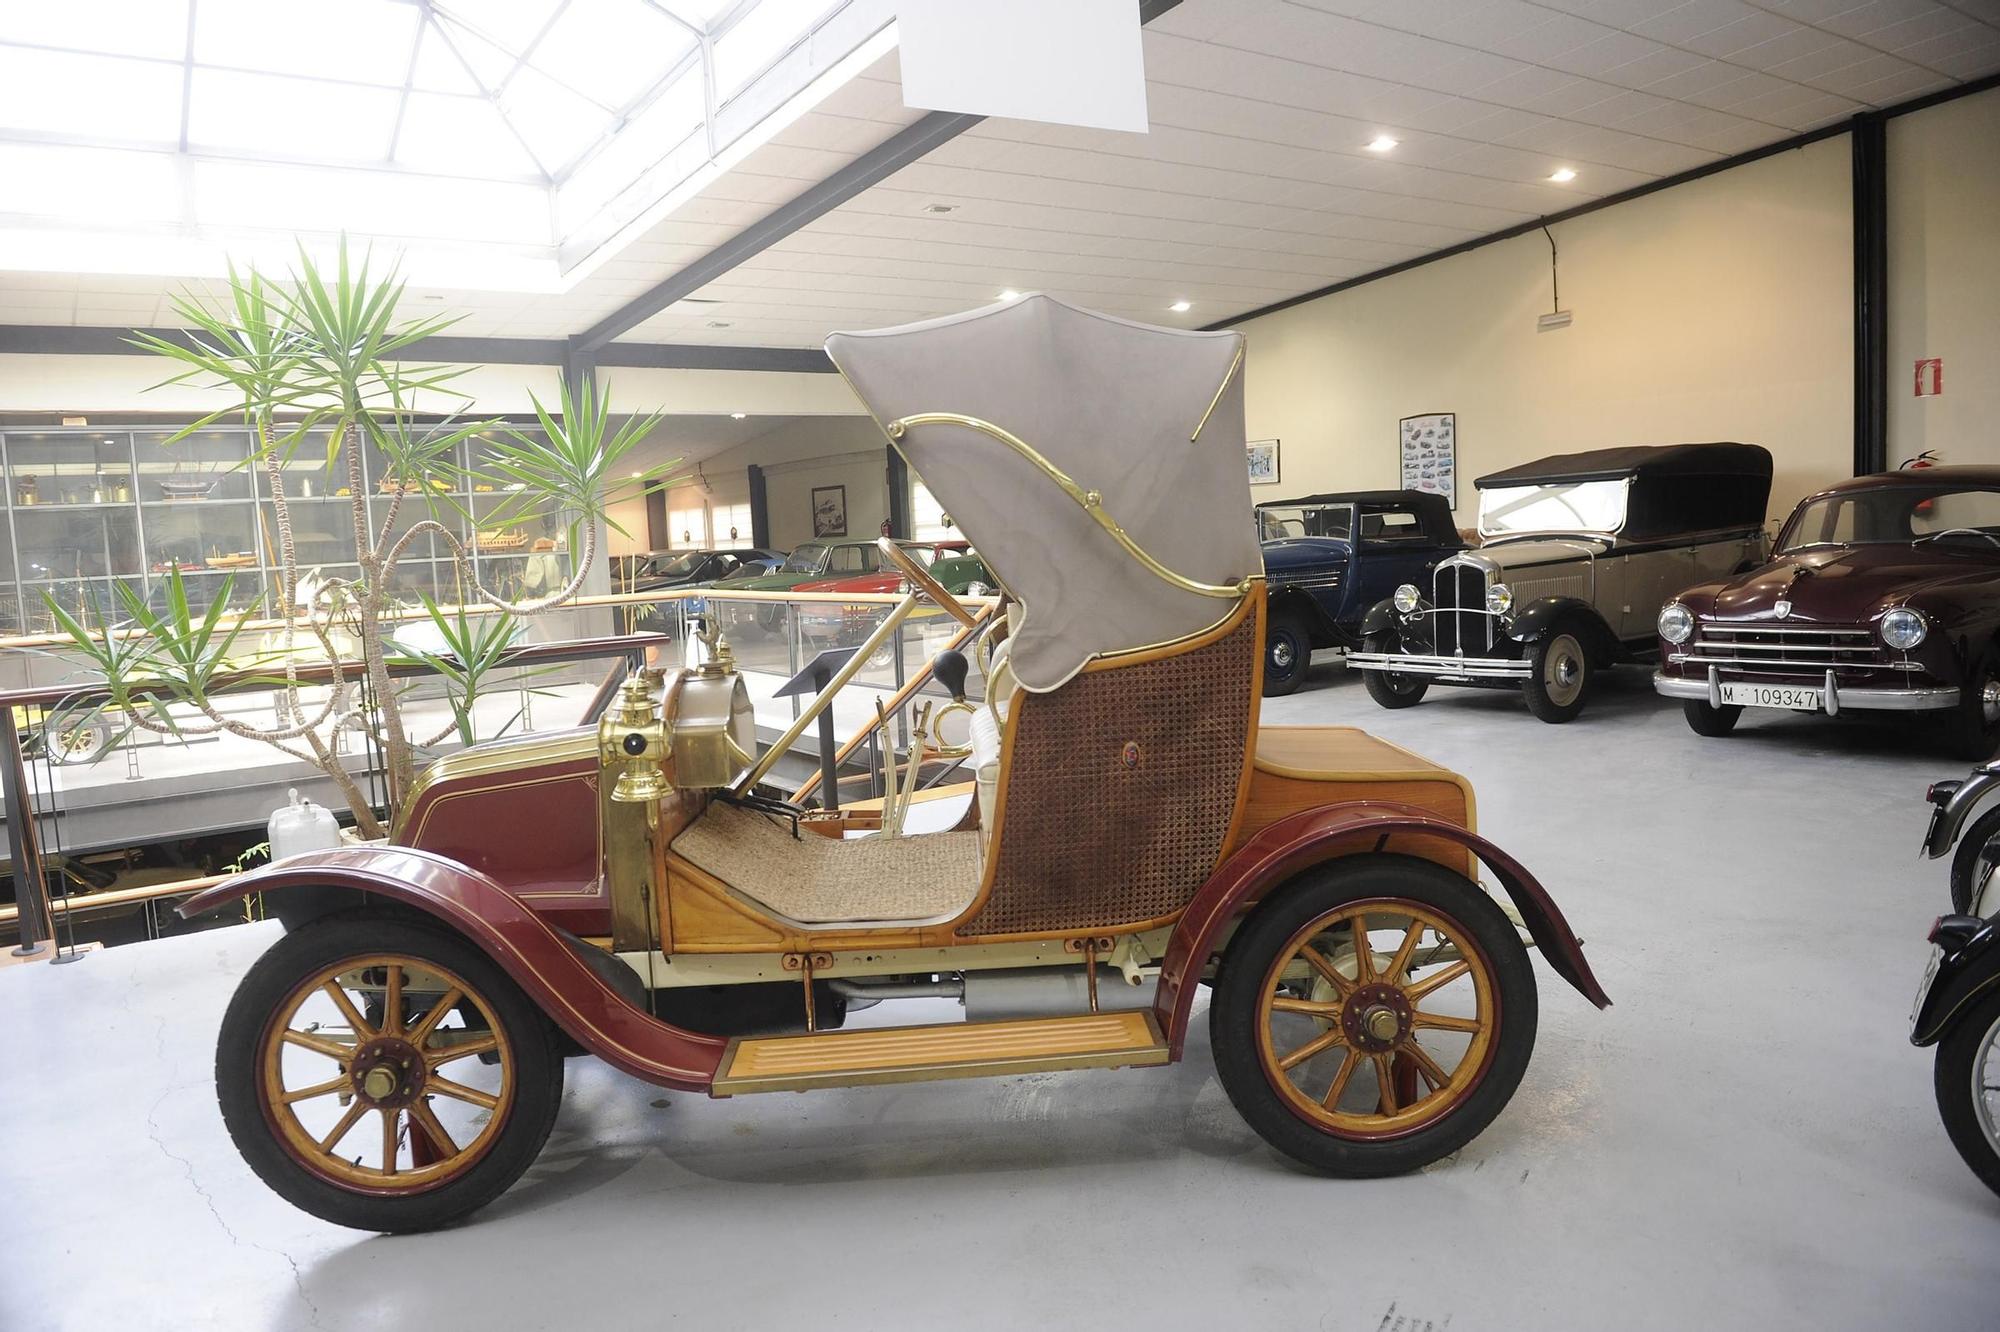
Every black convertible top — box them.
[1257,489,1460,545]
[1476,443,1772,540]
[1475,442,1771,488]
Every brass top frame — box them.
[885,413,1251,601]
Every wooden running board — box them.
[711,1010,1170,1095]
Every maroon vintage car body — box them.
[1656,467,2000,745]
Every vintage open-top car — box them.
[1349,443,1771,722]
[1256,490,1465,696]
[1657,467,2000,758]
[180,295,1608,1233]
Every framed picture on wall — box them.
[811,484,848,538]
[1399,413,1456,509]
[1246,439,1280,486]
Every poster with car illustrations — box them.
[1399,412,1456,510]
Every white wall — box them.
[1235,135,1855,527]
[1887,85,2000,467]
[650,415,891,552]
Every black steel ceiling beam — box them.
[574,0,1187,353]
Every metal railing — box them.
[1,582,995,956]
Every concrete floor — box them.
[4,655,1998,1331]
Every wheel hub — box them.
[1981,678,2000,725]
[349,1036,426,1109]
[1341,982,1411,1053]
[1272,640,1295,669]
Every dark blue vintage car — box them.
[1256,490,1465,695]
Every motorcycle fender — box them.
[1924,768,2000,860]
[178,845,727,1090]
[1912,924,2000,1047]
[1154,802,1610,1058]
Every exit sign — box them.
[1915,357,1944,396]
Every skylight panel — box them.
[430,17,519,91]
[194,0,420,87]
[434,0,565,58]
[187,69,402,160]
[532,0,693,111]
[655,0,742,25]
[713,0,836,99]
[409,23,482,95]
[499,67,614,174]
[397,93,543,179]
[0,0,189,60]
[0,47,184,144]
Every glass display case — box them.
[0,423,561,640]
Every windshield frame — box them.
[1477,477,1631,540]
[781,543,831,574]
[1777,484,2000,555]
[1258,502,1356,543]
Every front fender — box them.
[1360,599,1401,638]
[179,846,727,1091]
[1924,768,2000,859]
[1153,802,1610,1058]
[1505,596,1609,650]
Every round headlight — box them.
[1485,583,1514,615]
[1881,607,1927,650]
[1658,602,1694,645]
[1392,584,1422,614]
[965,581,991,596]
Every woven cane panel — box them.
[957,614,1255,937]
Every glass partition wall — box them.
[0,425,568,638]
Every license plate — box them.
[1720,682,1821,711]
[1911,944,1943,1035]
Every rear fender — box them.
[1912,922,2000,1047]
[178,846,727,1091]
[1154,802,1610,1058]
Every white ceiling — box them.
[2,0,1996,346]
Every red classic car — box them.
[794,540,973,657]
[1656,466,2000,756]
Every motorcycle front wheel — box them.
[1934,986,2000,1198]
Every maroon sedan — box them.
[1655,466,2000,757]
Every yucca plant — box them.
[47,241,677,838]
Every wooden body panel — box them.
[1234,726,1478,877]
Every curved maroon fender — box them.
[1153,801,1611,1058]
[179,846,727,1091]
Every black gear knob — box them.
[933,649,969,702]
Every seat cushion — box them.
[671,801,982,925]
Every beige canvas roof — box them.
[825,295,1258,692]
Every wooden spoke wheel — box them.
[1211,855,1537,1177]
[216,917,564,1232]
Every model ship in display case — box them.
[181,296,1610,1233]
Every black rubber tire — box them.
[1948,804,2000,916]
[1209,854,1538,1177]
[1682,699,1743,737]
[1360,631,1429,709]
[1262,611,1312,697]
[1945,645,2000,762]
[215,915,565,1233]
[1522,630,1591,723]
[1933,986,2000,1199]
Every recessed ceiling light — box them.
[999,289,1021,300]
[1365,135,1399,153]
[1549,167,1577,183]
[706,319,732,328]
[922,202,958,214]
[629,470,642,478]
[1170,300,1192,313]
[731,412,747,420]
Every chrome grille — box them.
[1683,622,1885,675]
[1432,562,1489,654]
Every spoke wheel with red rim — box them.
[1210,855,1538,1176]
[216,916,564,1232]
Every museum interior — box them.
[4,1,2000,1328]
